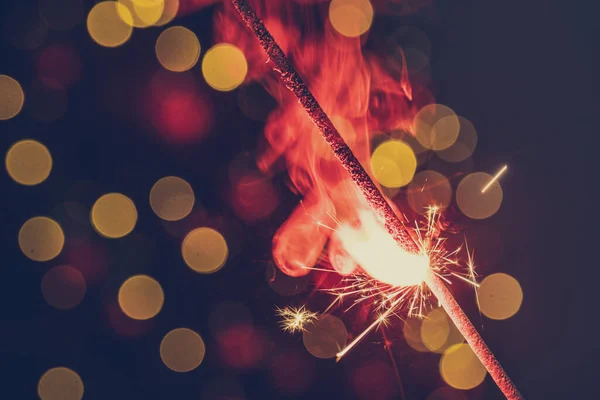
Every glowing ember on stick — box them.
[230,1,524,398]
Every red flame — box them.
[213,1,433,280]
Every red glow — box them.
[269,350,315,395]
[229,170,279,222]
[217,324,267,370]
[37,44,82,89]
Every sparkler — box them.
[275,305,318,333]
[482,164,508,193]
[230,1,524,398]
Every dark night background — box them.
[0,0,596,399]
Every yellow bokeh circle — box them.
[150,176,195,221]
[440,344,486,390]
[87,2,134,48]
[413,104,460,151]
[91,193,138,238]
[117,0,165,28]
[118,275,164,320]
[0,75,25,120]
[435,116,477,163]
[155,0,179,27]
[182,227,228,273]
[5,140,52,186]
[38,367,84,400]
[371,140,417,188]
[19,217,65,262]
[160,328,206,372]
[456,172,503,219]
[407,170,452,215]
[156,26,201,72]
[202,44,248,92]
[302,314,347,359]
[421,308,464,353]
[329,0,374,38]
[478,273,523,320]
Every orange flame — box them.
[215,0,433,283]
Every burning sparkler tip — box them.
[275,305,318,334]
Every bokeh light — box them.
[25,81,68,123]
[38,367,84,400]
[155,26,201,72]
[329,0,374,38]
[91,193,138,238]
[370,139,417,188]
[478,273,523,320]
[160,328,206,372]
[154,0,179,26]
[427,386,468,400]
[19,217,65,262]
[407,170,452,215]
[435,116,477,162]
[41,265,86,310]
[302,314,347,359]
[413,104,460,150]
[0,75,25,120]
[37,44,83,89]
[440,344,487,390]
[87,2,134,48]
[118,275,164,320]
[456,172,503,219]
[118,0,165,28]
[402,316,428,352]
[5,139,52,186]
[202,44,248,91]
[150,176,195,221]
[182,227,228,273]
[269,350,315,395]
[421,308,464,353]
[38,0,84,31]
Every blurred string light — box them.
[181,227,228,273]
[435,116,478,163]
[403,316,429,352]
[420,307,464,353]
[5,139,52,186]
[0,75,25,120]
[439,343,487,390]
[38,0,84,31]
[19,217,65,262]
[329,0,374,38]
[41,265,87,310]
[38,367,84,400]
[118,275,164,320]
[91,193,138,238]
[150,176,195,221]
[160,328,206,372]
[202,44,248,91]
[155,26,201,72]
[407,170,452,215]
[301,314,347,359]
[117,0,165,28]
[413,104,460,151]
[478,273,523,320]
[370,139,417,188]
[456,172,503,219]
[154,0,180,26]
[87,2,134,48]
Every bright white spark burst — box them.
[276,305,318,333]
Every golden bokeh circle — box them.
[155,26,201,72]
[38,367,84,400]
[19,217,65,262]
[456,172,503,219]
[160,328,206,372]
[421,308,464,353]
[91,193,138,238]
[407,170,452,215]
[5,139,52,186]
[435,116,477,163]
[478,273,523,320]
[402,317,428,352]
[329,0,374,38]
[302,314,347,359]
[182,228,228,273]
[202,44,248,92]
[154,0,179,26]
[371,140,417,188]
[440,344,487,390]
[41,265,86,310]
[150,176,195,221]
[413,104,460,151]
[87,2,134,48]
[118,275,164,320]
[117,0,165,28]
[0,75,25,120]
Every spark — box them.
[481,164,507,193]
[276,305,318,333]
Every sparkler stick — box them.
[230,1,524,399]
